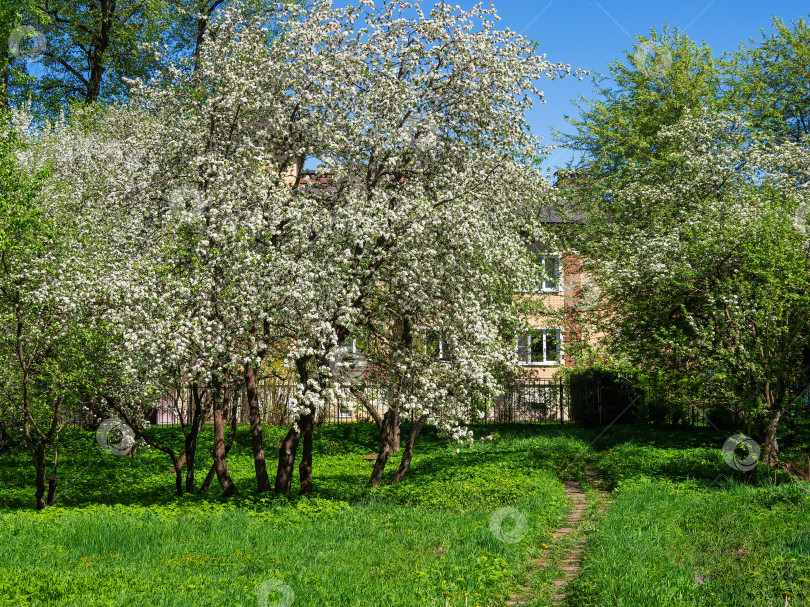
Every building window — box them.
[517,329,562,365]
[524,245,561,292]
[423,329,452,361]
[537,254,561,292]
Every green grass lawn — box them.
[0,422,807,606]
[565,426,810,607]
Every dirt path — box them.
[506,471,611,606]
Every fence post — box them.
[598,378,602,427]
[559,377,564,425]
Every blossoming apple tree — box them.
[561,109,810,465]
[125,0,578,494]
[6,0,580,499]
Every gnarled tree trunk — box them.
[183,383,207,493]
[368,407,399,486]
[275,421,302,495]
[201,395,238,492]
[211,379,237,497]
[388,414,429,485]
[298,408,315,495]
[245,361,271,492]
[759,409,782,467]
[275,356,312,495]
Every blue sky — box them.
[479,0,810,171]
[307,0,810,172]
[19,0,805,173]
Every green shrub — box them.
[567,366,637,427]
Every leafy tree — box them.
[9,1,169,116]
[557,25,722,184]
[8,0,576,499]
[729,15,810,145]
[9,101,207,499]
[7,0,292,117]
[103,0,577,497]
[558,24,810,468]
[552,27,726,386]
[562,109,810,466]
[0,113,116,509]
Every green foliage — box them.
[1,423,808,604]
[556,25,721,182]
[556,19,810,453]
[729,15,810,144]
[7,0,302,118]
[0,423,580,606]
[564,477,810,607]
[565,366,637,428]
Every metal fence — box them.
[51,376,810,430]
[138,379,575,427]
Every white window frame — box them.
[522,246,562,293]
[422,329,452,362]
[537,253,562,293]
[516,328,564,366]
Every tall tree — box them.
[0,111,124,509]
[729,15,810,145]
[7,0,298,117]
[11,1,170,116]
[105,0,577,498]
[584,111,810,464]
[251,0,574,493]
[557,26,721,186]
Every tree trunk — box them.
[46,446,58,506]
[24,394,63,510]
[33,441,47,511]
[245,362,271,492]
[275,422,301,495]
[391,408,401,452]
[182,384,207,493]
[759,409,782,466]
[85,0,112,103]
[193,1,226,67]
[368,408,399,486]
[298,409,315,495]
[201,396,238,492]
[169,448,187,473]
[184,446,196,493]
[275,356,312,495]
[388,415,429,485]
[211,381,237,497]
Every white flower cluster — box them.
[2,0,580,437]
